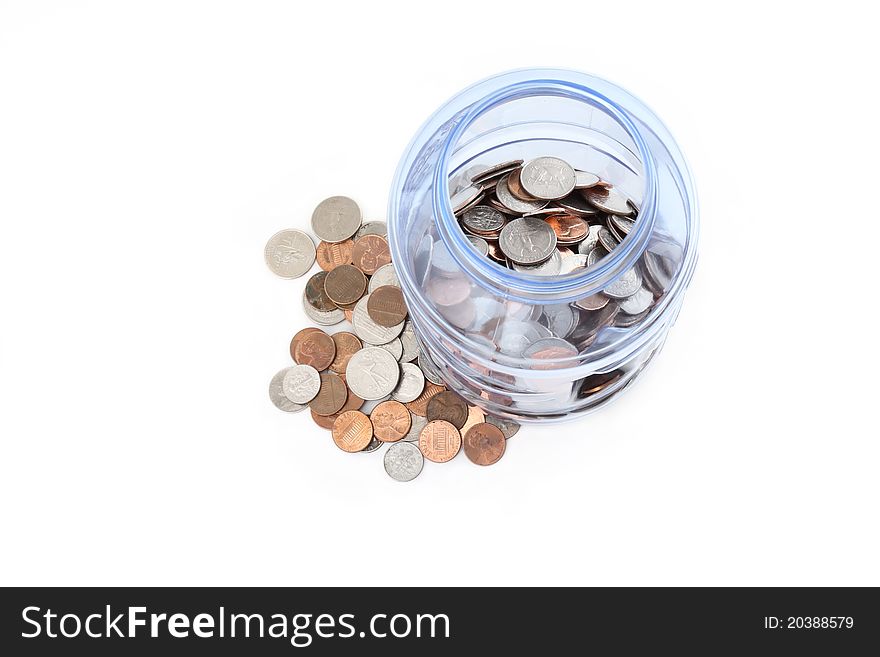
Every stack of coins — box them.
[266,196,520,481]
[440,157,678,392]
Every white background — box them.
[1,1,877,586]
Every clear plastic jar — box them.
[387,69,699,423]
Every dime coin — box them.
[383,441,424,482]
[583,186,634,216]
[586,245,609,268]
[304,271,337,313]
[462,205,506,234]
[541,304,577,337]
[309,371,348,416]
[355,221,387,239]
[324,263,367,307]
[361,435,383,453]
[391,362,425,403]
[499,217,557,265]
[315,239,354,271]
[618,286,654,315]
[370,400,412,442]
[368,263,400,292]
[402,412,427,443]
[398,322,420,363]
[352,294,405,345]
[269,367,308,413]
[463,422,506,466]
[264,229,316,279]
[351,234,391,275]
[345,347,401,400]
[574,170,601,189]
[519,157,577,200]
[282,364,321,404]
[418,420,462,463]
[311,196,362,243]
[329,332,362,374]
[331,410,373,452]
[603,267,643,299]
[290,328,335,371]
[367,285,408,327]
[485,414,520,439]
[495,173,548,214]
[425,390,469,429]
[405,381,446,416]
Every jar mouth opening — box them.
[432,73,658,303]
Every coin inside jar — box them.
[290,328,335,371]
[463,422,506,466]
[324,263,367,306]
[366,285,408,327]
[370,400,412,442]
[331,410,374,452]
[351,234,391,275]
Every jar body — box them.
[388,69,699,423]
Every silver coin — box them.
[361,436,382,453]
[345,347,401,400]
[282,364,321,404]
[450,185,484,213]
[519,157,577,200]
[352,294,404,345]
[522,336,579,359]
[269,368,308,413]
[414,234,433,287]
[511,249,562,276]
[541,304,577,338]
[608,219,626,243]
[377,337,403,360]
[402,412,427,443]
[466,235,490,257]
[558,194,601,217]
[584,187,634,216]
[603,267,643,299]
[598,226,619,252]
[429,242,461,278]
[310,196,362,243]
[464,163,490,183]
[461,205,506,233]
[609,215,635,236]
[470,159,524,185]
[368,263,400,292]
[499,217,557,265]
[383,441,424,482]
[574,170,601,189]
[496,320,553,355]
[495,173,549,214]
[558,253,588,274]
[302,290,345,326]
[642,250,674,293]
[586,246,609,268]
[417,350,445,386]
[264,229,316,279]
[577,224,603,255]
[618,286,654,315]
[356,220,387,239]
[399,321,420,362]
[485,415,520,439]
[391,362,425,403]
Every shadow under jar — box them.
[387,69,699,423]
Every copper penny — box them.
[463,422,506,466]
[459,404,486,437]
[324,263,367,306]
[310,388,363,429]
[486,240,506,262]
[291,328,335,371]
[289,327,321,361]
[329,332,362,374]
[418,420,462,463]
[545,214,588,244]
[331,410,373,452]
[574,294,610,311]
[405,382,446,417]
[309,372,348,416]
[578,369,624,398]
[506,167,537,201]
[304,271,336,312]
[425,390,469,429]
[316,239,354,271]
[370,400,412,442]
[351,234,391,275]
[367,285,408,327]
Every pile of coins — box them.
[266,196,520,481]
[445,156,673,368]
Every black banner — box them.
[1,587,876,654]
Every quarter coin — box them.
[368,263,400,292]
[463,423,506,466]
[391,362,425,403]
[583,186,634,216]
[264,229,316,279]
[495,173,549,214]
[519,157,577,200]
[269,367,308,413]
[311,196,362,243]
[352,295,404,345]
[345,347,401,400]
[499,217,557,265]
